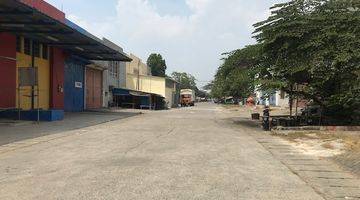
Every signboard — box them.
[18,67,38,86]
[75,82,83,88]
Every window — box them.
[109,61,118,78]
[42,44,48,59]
[114,62,119,77]
[24,38,31,55]
[33,42,40,57]
[109,62,113,76]
[16,36,22,53]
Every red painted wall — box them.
[50,47,65,109]
[0,33,16,109]
[20,0,65,23]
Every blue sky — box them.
[46,0,285,87]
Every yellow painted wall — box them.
[16,52,50,110]
[126,54,151,76]
[126,74,166,97]
[165,87,173,107]
[126,74,179,108]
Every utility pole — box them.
[137,60,140,91]
[31,39,35,110]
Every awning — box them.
[0,0,132,61]
[129,91,151,97]
[112,88,130,96]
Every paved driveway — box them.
[0,111,138,146]
[0,103,325,199]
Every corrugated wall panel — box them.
[94,70,102,108]
[16,53,50,110]
[0,33,16,108]
[86,68,102,109]
[64,58,85,112]
[50,47,65,109]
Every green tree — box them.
[196,90,209,98]
[147,53,167,77]
[171,72,197,90]
[211,44,261,99]
[253,0,360,123]
[203,81,214,91]
[171,71,207,96]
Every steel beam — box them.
[0,21,56,25]
[46,42,98,46]
[0,10,33,15]
[0,29,73,34]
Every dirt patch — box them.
[288,137,345,157]
[321,142,335,150]
[274,130,360,177]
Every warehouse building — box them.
[125,54,180,109]
[0,0,131,120]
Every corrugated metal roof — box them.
[0,0,132,62]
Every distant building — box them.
[166,78,180,108]
[95,38,129,107]
[126,54,151,77]
[125,54,179,108]
[0,0,130,121]
[275,90,289,107]
[255,88,307,110]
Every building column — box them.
[49,47,65,109]
[0,33,17,109]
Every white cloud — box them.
[67,0,284,86]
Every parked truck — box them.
[180,89,195,107]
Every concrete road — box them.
[0,103,325,200]
[0,111,138,146]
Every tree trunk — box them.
[289,85,294,117]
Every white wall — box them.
[119,61,126,88]
[100,38,129,107]
[275,90,289,107]
[255,89,289,107]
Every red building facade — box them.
[0,33,17,109]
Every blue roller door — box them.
[64,57,86,112]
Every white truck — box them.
[180,89,196,107]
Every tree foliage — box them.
[210,0,359,123]
[253,0,360,122]
[211,44,262,99]
[147,53,167,77]
[171,71,208,97]
[203,81,214,91]
[171,72,197,90]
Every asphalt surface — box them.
[0,103,326,200]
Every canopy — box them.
[0,0,132,61]
[112,88,164,98]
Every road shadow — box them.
[0,111,139,146]
[223,117,262,130]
